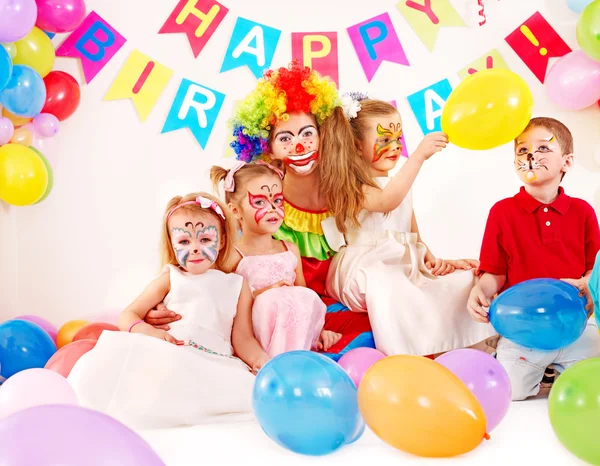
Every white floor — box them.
[139,398,585,466]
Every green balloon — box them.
[549,358,600,465]
[577,0,600,61]
[29,147,53,203]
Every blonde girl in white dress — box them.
[68,192,268,429]
[323,98,496,356]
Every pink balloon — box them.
[35,0,87,34]
[32,112,60,138]
[0,116,14,145]
[545,50,600,110]
[338,347,386,387]
[15,314,58,343]
[0,0,38,42]
[0,368,77,419]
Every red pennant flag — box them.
[159,0,229,58]
[505,12,571,83]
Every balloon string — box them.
[484,433,491,440]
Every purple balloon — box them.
[32,113,60,138]
[546,50,600,110]
[0,116,14,145]
[436,349,511,432]
[0,0,38,42]
[0,405,165,465]
[15,315,58,342]
[338,347,386,387]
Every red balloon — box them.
[41,71,81,121]
[44,339,96,378]
[73,322,119,342]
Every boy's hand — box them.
[318,330,342,351]
[426,258,455,276]
[561,277,594,317]
[467,285,491,323]
[413,132,448,161]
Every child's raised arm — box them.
[232,279,270,372]
[117,272,179,344]
[363,132,448,213]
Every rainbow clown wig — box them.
[230,61,340,162]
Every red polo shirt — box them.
[479,187,600,291]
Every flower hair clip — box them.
[341,92,367,120]
[167,196,226,222]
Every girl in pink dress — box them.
[211,161,341,357]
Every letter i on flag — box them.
[162,79,225,149]
[221,17,281,79]
[56,11,127,83]
[104,50,174,122]
[159,0,229,58]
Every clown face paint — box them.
[270,113,320,175]
[373,123,403,164]
[169,211,222,274]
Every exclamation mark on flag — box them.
[520,25,547,56]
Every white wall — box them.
[2,0,598,326]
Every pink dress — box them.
[235,242,326,357]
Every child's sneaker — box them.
[539,365,557,396]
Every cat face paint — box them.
[373,123,403,163]
[515,135,556,183]
[248,185,284,225]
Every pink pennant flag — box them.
[56,11,126,84]
[347,13,410,82]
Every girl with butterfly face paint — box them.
[210,162,341,356]
[68,192,269,428]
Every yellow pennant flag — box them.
[396,0,466,52]
[458,49,509,80]
[104,50,173,122]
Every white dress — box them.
[323,177,495,356]
[68,267,256,429]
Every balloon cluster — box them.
[0,0,84,206]
[546,0,600,109]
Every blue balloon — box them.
[253,351,364,456]
[0,65,47,118]
[0,45,12,93]
[566,0,594,13]
[0,320,57,380]
[489,278,588,351]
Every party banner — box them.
[291,32,339,87]
[505,12,571,83]
[396,0,466,52]
[159,0,229,58]
[347,13,410,82]
[221,17,281,79]
[388,100,409,158]
[162,79,225,149]
[56,11,127,83]
[458,49,509,79]
[104,50,174,122]
[406,78,452,135]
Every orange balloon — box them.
[10,127,33,146]
[2,108,32,127]
[72,322,119,342]
[358,355,487,458]
[45,339,97,377]
[56,320,90,349]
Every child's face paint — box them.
[168,211,222,274]
[236,174,284,235]
[373,123,403,163]
[270,113,320,176]
[359,114,404,177]
[514,127,566,185]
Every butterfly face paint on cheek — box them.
[197,225,219,264]
[372,123,403,163]
[248,185,284,225]
[171,228,193,268]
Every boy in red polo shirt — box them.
[467,117,600,401]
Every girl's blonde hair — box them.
[209,161,284,205]
[319,105,378,233]
[160,192,238,273]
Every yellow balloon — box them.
[57,320,91,349]
[358,355,488,458]
[2,108,32,127]
[0,144,48,206]
[13,27,56,78]
[441,69,534,150]
[9,127,33,146]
